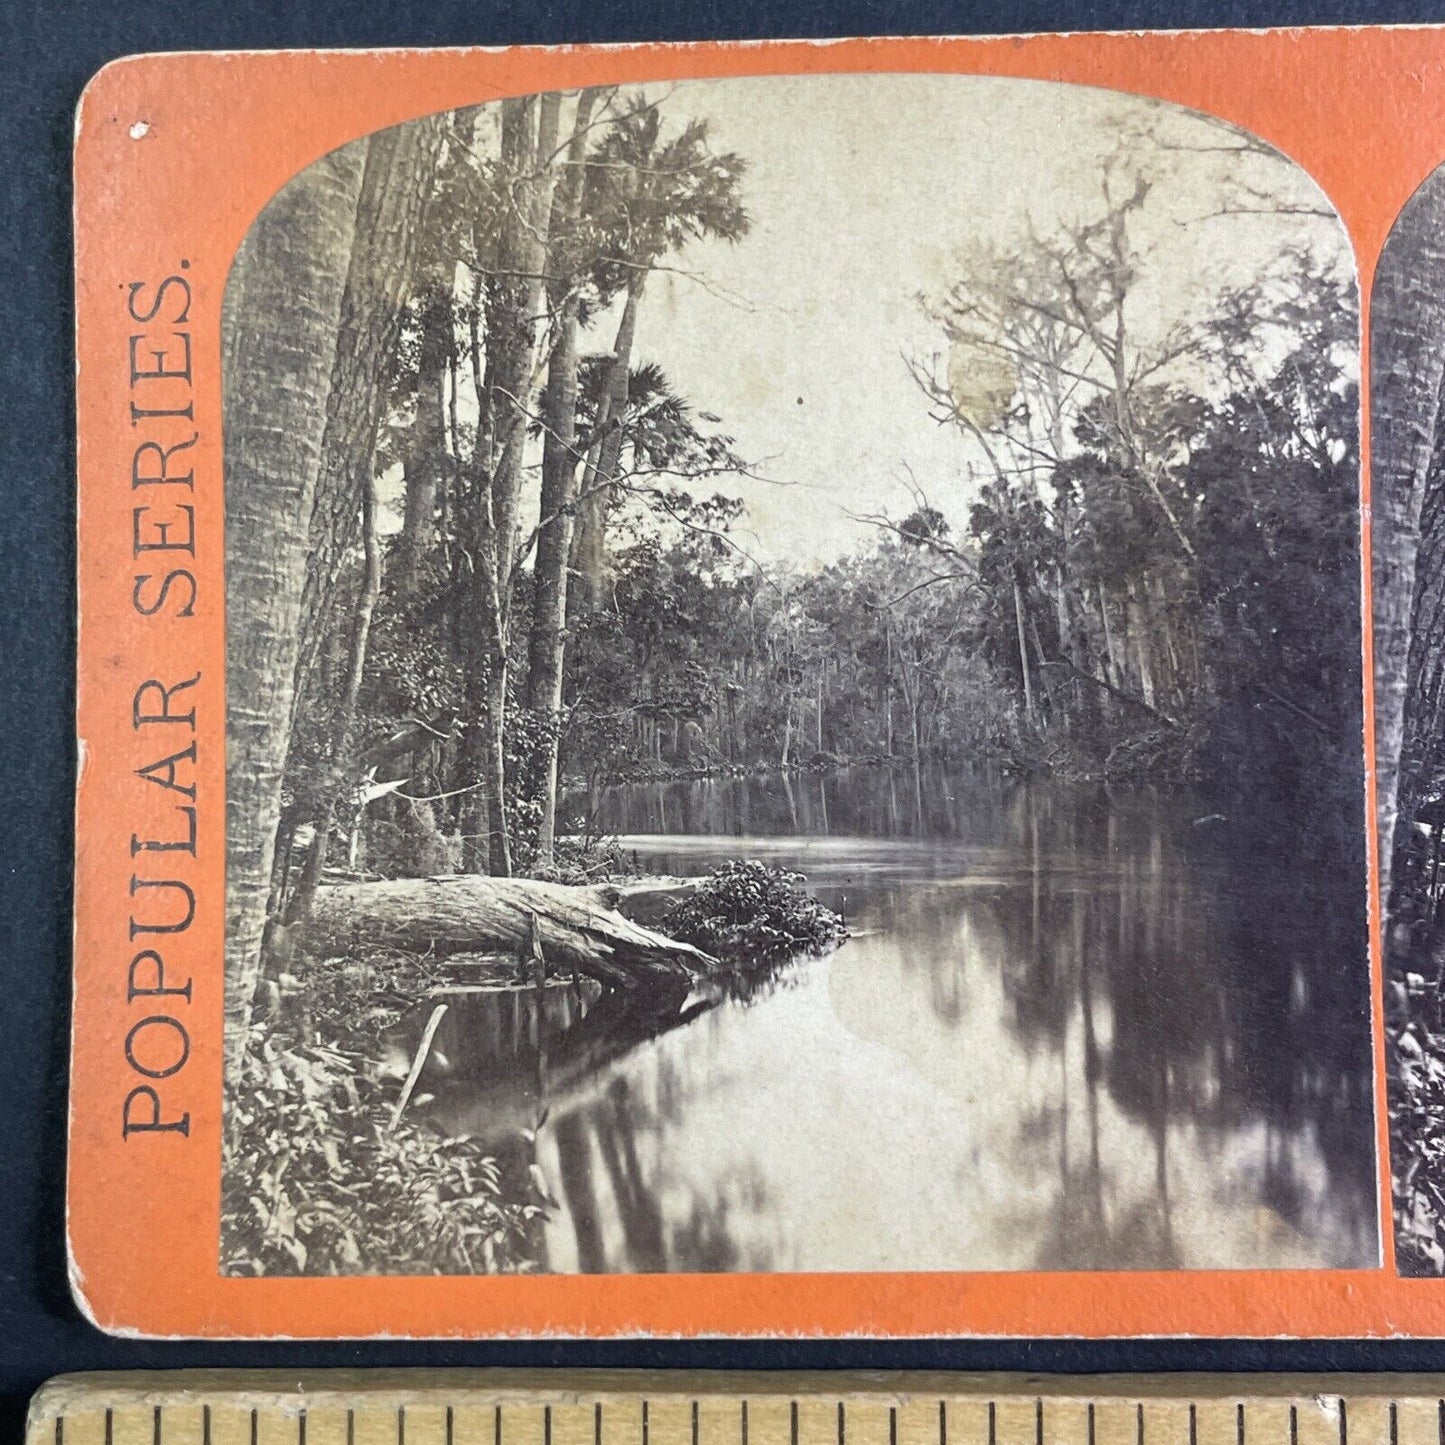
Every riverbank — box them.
[576,749,892,789]
[220,945,549,1277]
[220,861,845,1276]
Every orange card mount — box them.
[68,29,1445,1338]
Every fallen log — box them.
[304,874,716,989]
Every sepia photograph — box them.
[219,74,1377,1278]
[1373,163,1445,1276]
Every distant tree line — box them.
[561,141,1361,862]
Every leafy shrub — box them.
[665,859,846,968]
[1390,949,1445,1276]
[548,834,637,884]
[221,1029,543,1277]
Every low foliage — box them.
[665,859,846,967]
[223,950,544,1277]
[302,952,448,1044]
[1388,840,1445,1276]
[221,1028,544,1277]
[1389,960,1445,1273]
[547,833,638,884]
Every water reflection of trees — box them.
[400,967,780,1273]
[550,1074,761,1273]
[584,761,1037,841]
[945,783,1373,1268]
[781,768,1373,1268]
[418,765,1375,1273]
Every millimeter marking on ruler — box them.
[29,1374,1445,1445]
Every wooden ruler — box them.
[26,1375,1445,1445]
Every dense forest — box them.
[219,85,1366,1274]
[1372,166,1445,1274]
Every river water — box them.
[410,765,1379,1273]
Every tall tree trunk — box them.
[524,305,581,865]
[883,622,894,755]
[1097,583,1122,691]
[490,93,562,595]
[526,90,598,867]
[397,263,451,596]
[222,141,367,1085]
[571,276,644,612]
[289,117,445,716]
[458,94,563,877]
[911,693,925,826]
[1125,575,1157,710]
[458,684,493,876]
[1013,570,1037,723]
[286,470,383,924]
[273,115,442,935]
[1403,493,1445,851]
[1028,610,1053,722]
[1373,168,1445,912]
[484,662,512,876]
[1152,572,1182,709]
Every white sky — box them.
[576,73,1349,568]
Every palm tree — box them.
[523,97,749,864]
[222,138,367,1088]
[1372,165,1445,912]
[276,116,446,928]
[568,95,750,612]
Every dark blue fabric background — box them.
[6,0,1445,1438]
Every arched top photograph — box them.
[213,72,1373,1283]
